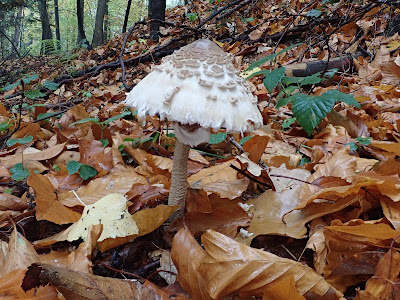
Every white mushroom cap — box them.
[124,39,263,144]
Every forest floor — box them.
[1,0,400,299]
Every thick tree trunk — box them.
[122,0,132,33]
[76,0,91,49]
[54,0,61,50]
[92,0,108,48]
[38,0,54,54]
[148,0,166,41]
[11,5,23,57]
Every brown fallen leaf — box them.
[171,227,212,300]
[355,248,400,300]
[0,225,39,277]
[198,229,343,299]
[185,205,250,238]
[0,269,58,299]
[79,139,113,177]
[28,172,81,224]
[262,275,306,300]
[22,263,188,300]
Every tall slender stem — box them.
[168,138,190,219]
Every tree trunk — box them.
[11,5,23,57]
[92,0,108,48]
[38,0,54,54]
[54,0,61,50]
[76,0,91,49]
[148,0,166,41]
[122,0,132,33]
[103,1,109,42]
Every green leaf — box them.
[355,137,372,146]
[66,160,81,175]
[1,81,19,92]
[209,132,228,145]
[10,163,30,181]
[25,89,46,99]
[299,157,311,166]
[240,136,253,145]
[6,135,33,147]
[345,142,358,151]
[69,118,99,127]
[276,85,298,100]
[100,139,109,147]
[0,122,11,131]
[53,164,61,171]
[291,93,335,136]
[22,73,38,84]
[306,9,322,17]
[246,43,302,71]
[79,164,97,180]
[276,93,298,108]
[321,90,361,109]
[43,81,59,90]
[282,117,297,129]
[100,110,131,125]
[263,67,286,93]
[36,112,59,120]
[324,68,338,78]
[300,72,324,86]
[242,17,254,23]
[281,76,304,85]
[186,13,197,21]
[3,188,13,194]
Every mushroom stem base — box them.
[168,138,190,220]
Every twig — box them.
[230,164,272,188]
[196,0,246,29]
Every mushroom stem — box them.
[168,138,190,218]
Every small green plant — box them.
[66,160,98,180]
[186,13,198,22]
[245,44,361,136]
[69,108,132,147]
[6,135,33,147]
[345,137,372,151]
[77,90,92,98]
[10,163,30,181]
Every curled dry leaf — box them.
[28,172,81,225]
[188,160,249,199]
[22,263,188,300]
[171,227,212,300]
[59,164,147,207]
[355,248,400,300]
[0,269,59,299]
[198,230,343,299]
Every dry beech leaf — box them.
[22,263,188,300]
[98,204,177,252]
[188,160,249,199]
[79,139,113,177]
[59,164,147,207]
[198,230,343,299]
[355,248,400,300]
[28,172,81,224]
[39,224,102,274]
[262,275,306,300]
[306,219,328,274]
[0,225,39,277]
[185,205,250,238]
[0,193,29,211]
[0,269,59,299]
[242,134,270,163]
[171,227,212,300]
[35,194,138,247]
[0,142,66,169]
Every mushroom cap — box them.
[124,39,263,133]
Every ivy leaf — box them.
[345,142,358,151]
[263,67,285,93]
[209,133,227,145]
[10,163,30,181]
[6,135,33,147]
[79,164,97,180]
[25,89,46,99]
[66,160,81,175]
[291,93,335,136]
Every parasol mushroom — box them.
[124,39,263,219]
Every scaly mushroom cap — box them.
[125,39,263,137]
